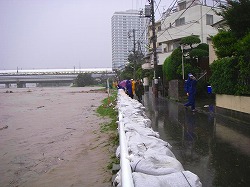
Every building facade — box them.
[144,0,222,68]
[111,10,148,70]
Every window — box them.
[175,17,185,26]
[178,1,186,11]
[206,14,213,25]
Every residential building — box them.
[111,10,148,70]
[144,0,223,68]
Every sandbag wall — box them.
[114,89,202,187]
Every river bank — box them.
[0,87,112,187]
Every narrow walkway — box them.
[142,91,250,187]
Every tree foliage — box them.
[209,57,238,94]
[162,48,182,81]
[75,73,94,87]
[210,1,250,95]
[181,36,209,68]
[211,30,237,58]
[219,0,250,38]
[189,48,209,59]
[119,50,151,81]
[176,63,200,79]
[196,43,209,51]
[163,36,209,81]
[163,56,174,81]
[237,32,250,59]
[180,35,201,49]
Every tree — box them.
[211,30,238,58]
[163,35,209,81]
[119,50,148,80]
[180,35,209,65]
[163,48,182,81]
[237,32,250,60]
[209,1,250,95]
[180,35,201,49]
[75,73,94,87]
[219,0,250,38]
[119,63,134,80]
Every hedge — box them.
[209,57,250,96]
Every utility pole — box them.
[132,29,136,80]
[149,0,158,98]
[129,29,136,80]
[181,45,185,80]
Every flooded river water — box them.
[0,87,111,187]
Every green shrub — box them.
[237,32,250,58]
[176,63,200,80]
[75,73,94,87]
[236,57,250,95]
[162,48,182,81]
[212,31,238,58]
[209,57,238,95]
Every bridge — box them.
[0,68,114,88]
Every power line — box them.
[156,0,178,40]
[171,1,220,36]
[157,1,220,41]
[137,0,164,51]
[154,0,162,15]
[157,0,196,39]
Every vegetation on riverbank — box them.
[96,89,119,170]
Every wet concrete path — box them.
[142,92,250,187]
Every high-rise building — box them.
[111,10,148,70]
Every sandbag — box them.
[124,123,159,138]
[130,155,184,175]
[126,131,175,158]
[132,171,202,187]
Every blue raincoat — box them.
[126,80,133,98]
[184,75,197,110]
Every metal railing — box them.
[118,112,134,187]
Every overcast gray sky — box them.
[0,0,172,70]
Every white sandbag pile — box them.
[114,89,202,187]
[133,171,202,187]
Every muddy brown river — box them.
[0,87,111,187]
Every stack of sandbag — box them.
[114,89,202,187]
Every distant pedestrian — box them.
[126,79,133,98]
[135,79,144,103]
[131,79,136,96]
[184,73,197,112]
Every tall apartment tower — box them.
[111,10,148,70]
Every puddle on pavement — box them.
[143,93,250,187]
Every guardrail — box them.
[118,111,134,187]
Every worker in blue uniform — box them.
[126,79,133,99]
[184,73,197,112]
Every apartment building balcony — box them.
[142,46,163,69]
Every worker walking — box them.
[135,79,144,103]
[184,73,197,112]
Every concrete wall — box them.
[216,94,250,123]
[168,80,186,100]
[216,94,250,114]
